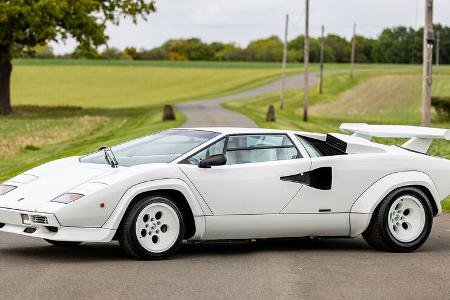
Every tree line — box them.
[17,24,450,64]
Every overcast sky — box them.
[52,0,450,54]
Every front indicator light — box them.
[0,184,17,196]
[51,193,84,204]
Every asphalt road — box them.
[1,215,449,299]
[178,72,321,128]
[177,70,349,128]
[2,71,450,299]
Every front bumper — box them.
[0,208,115,242]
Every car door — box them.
[179,134,311,215]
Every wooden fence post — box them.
[266,105,276,122]
[163,105,176,121]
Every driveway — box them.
[177,70,346,128]
[1,216,449,299]
[177,72,320,128]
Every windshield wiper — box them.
[98,146,119,168]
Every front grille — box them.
[326,134,348,153]
[31,215,48,224]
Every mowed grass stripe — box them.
[11,65,292,108]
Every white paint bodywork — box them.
[340,123,450,153]
[1,125,449,243]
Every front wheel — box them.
[363,187,433,252]
[118,195,185,260]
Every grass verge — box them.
[0,105,183,182]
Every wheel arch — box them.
[120,189,197,239]
[412,185,438,216]
[349,171,441,237]
[103,179,207,240]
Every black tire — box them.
[118,195,185,260]
[44,239,82,247]
[363,187,433,252]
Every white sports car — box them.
[0,124,449,259]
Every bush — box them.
[432,97,450,121]
[24,145,40,151]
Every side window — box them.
[226,134,300,165]
[181,139,226,165]
[296,136,323,158]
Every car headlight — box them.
[0,184,17,196]
[50,193,84,204]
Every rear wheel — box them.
[44,240,82,247]
[363,187,433,252]
[119,195,185,260]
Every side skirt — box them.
[201,213,350,240]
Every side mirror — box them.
[198,154,227,168]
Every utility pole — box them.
[303,0,309,122]
[436,30,440,67]
[280,14,289,110]
[319,25,325,94]
[422,0,434,127]
[350,23,356,79]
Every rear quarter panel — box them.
[282,152,445,214]
[422,156,450,202]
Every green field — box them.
[2,59,449,210]
[4,59,308,180]
[13,59,409,109]
[12,61,295,108]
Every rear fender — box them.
[349,171,441,236]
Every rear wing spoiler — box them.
[340,123,450,153]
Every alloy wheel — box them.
[135,203,181,253]
[387,195,426,243]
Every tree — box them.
[324,34,351,63]
[288,35,321,63]
[71,44,99,59]
[166,38,216,61]
[0,0,156,115]
[124,47,138,60]
[371,26,427,64]
[99,47,131,60]
[432,24,450,65]
[354,36,376,63]
[246,36,284,62]
[137,47,168,60]
[34,44,55,59]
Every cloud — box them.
[51,0,450,54]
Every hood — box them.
[0,157,119,212]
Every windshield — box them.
[79,130,219,167]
